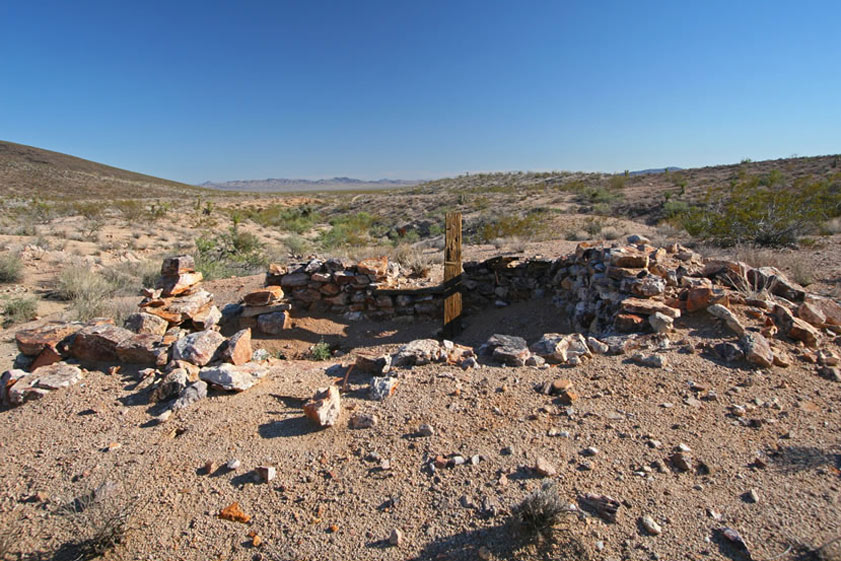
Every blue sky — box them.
[2,1,839,184]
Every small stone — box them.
[389,528,404,547]
[746,489,759,503]
[478,545,492,560]
[256,466,276,483]
[641,515,662,535]
[219,502,251,523]
[370,377,399,401]
[582,446,599,457]
[203,460,216,474]
[535,456,557,477]
[418,424,435,437]
[226,458,241,470]
[303,386,341,427]
[154,410,172,424]
[630,353,667,368]
[349,413,378,429]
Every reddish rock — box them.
[240,303,292,318]
[218,502,250,524]
[220,328,252,366]
[355,354,392,375]
[15,321,86,356]
[357,256,389,279]
[620,298,681,319]
[303,386,341,427]
[798,301,827,328]
[685,287,726,312]
[156,271,203,297]
[116,334,169,366]
[191,305,222,331]
[124,312,169,336]
[160,255,195,276]
[280,272,309,288]
[243,286,285,307]
[71,324,135,363]
[30,344,64,370]
[804,295,841,325]
[319,283,341,296]
[741,333,774,368]
[265,263,288,285]
[615,313,646,332]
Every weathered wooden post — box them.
[443,212,463,338]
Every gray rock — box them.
[171,380,207,410]
[707,304,745,336]
[171,330,226,366]
[124,312,169,336]
[152,369,189,402]
[641,515,662,535]
[257,311,290,334]
[649,312,673,333]
[370,376,399,400]
[392,339,443,366]
[741,332,774,368]
[480,334,531,366]
[630,353,667,368]
[418,423,435,437]
[199,362,268,391]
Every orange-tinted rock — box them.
[15,322,84,356]
[615,313,646,332]
[220,328,252,366]
[357,256,389,279]
[116,334,169,366]
[30,344,63,370]
[156,272,203,297]
[798,301,827,328]
[742,333,774,368]
[219,502,251,523]
[243,286,285,307]
[124,312,169,336]
[620,298,681,319]
[71,324,135,363]
[303,386,341,427]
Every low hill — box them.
[0,140,208,200]
[201,177,420,192]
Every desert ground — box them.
[1,143,840,561]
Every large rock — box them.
[171,330,226,366]
[161,255,195,276]
[243,286,285,307]
[142,289,214,324]
[219,329,253,366]
[393,339,444,366]
[357,256,389,280]
[747,267,805,302]
[355,354,392,375]
[741,333,774,368]
[280,272,309,288]
[172,380,207,410]
[7,363,83,405]
[480,334,531,366]
[620,298,681,319]
[156,272,203,297]
[124,312,169,336]
[199,362,268,391]
[303,385,341,427]
[803,295,841,326]
[71,324,135,363]
[240,303,292,318]
[530,333,591,364]
[775,305,820,347]
[15,321,86,356]
[707,304,745,336]
[191,305,222,331]
[116,334,169,366]
[257,311,291,334]
[1,369,27,405]
[152,368,190,402]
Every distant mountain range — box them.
[200,177,421,192]
[629,166,682,176]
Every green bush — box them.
[319,212,378,249]
[309,340,331,361]
[676,174,841,247]
[242,204,320,234]
[0,253,23,283]
[471,210,550,244]
[194,225,267,280]
[3,297,37,326]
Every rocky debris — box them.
[30,344,63,370]
[630,353,667,368]
[243,286,285,307]
[199,363,268,392]
[714,342,744,363]
[303,386,341,427]
[370,377,399,401]
[479,334,531,366]
[417,424,435,437]
[669,451,692,472]
[580,493,620,523]
[741,332,774,368]
[641,515,662,535]
[151,369,190,402]
[354,354,392,375]
[587,336,609,354]
[218,329,252,366]
[649,312,674,333]
[71,324,135,363]
[124,312,169,336]
[219,502,251,524]
[349,413,378,429]
[5,363,83,406]
[530,333,591,365]
[775,305,820,347]
[172,330,226,366]
[393,339,446,367]
[172,380,207,410]
[226,458,241,470]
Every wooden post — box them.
[443,212,463,338]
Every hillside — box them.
[0,140,208,200]
[202,177,420,192]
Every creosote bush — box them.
[0,252,23,283]
[194,224,267,280]
[309,340,331,361]
[2,297,37,327]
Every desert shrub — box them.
[471,210,550,244]
[608,174,626,190]
[583,217,604,236]
[319,212,378,249]
[677,175,841,247]
[243,204,321,234]
[114,199,145,222]
[391,244,434,277]
[511,481,565,538]
[282,235,311,256]
[661,199,690,219]
[194,225,267,280]
[147,200,171,220]
[57,266,119,321]
[309,340,331,361]
[601,226,622,240]
[0,253,23,283]
[2,297,37,326]
[101,260,160,293]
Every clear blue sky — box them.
[2,1,839,184]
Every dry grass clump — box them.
[390,243,437,277]
[2,297,38,327]
[511,481,566,538]
[57,262,155,322]
[0,253,23,283]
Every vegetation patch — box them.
[0,252,23,283]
